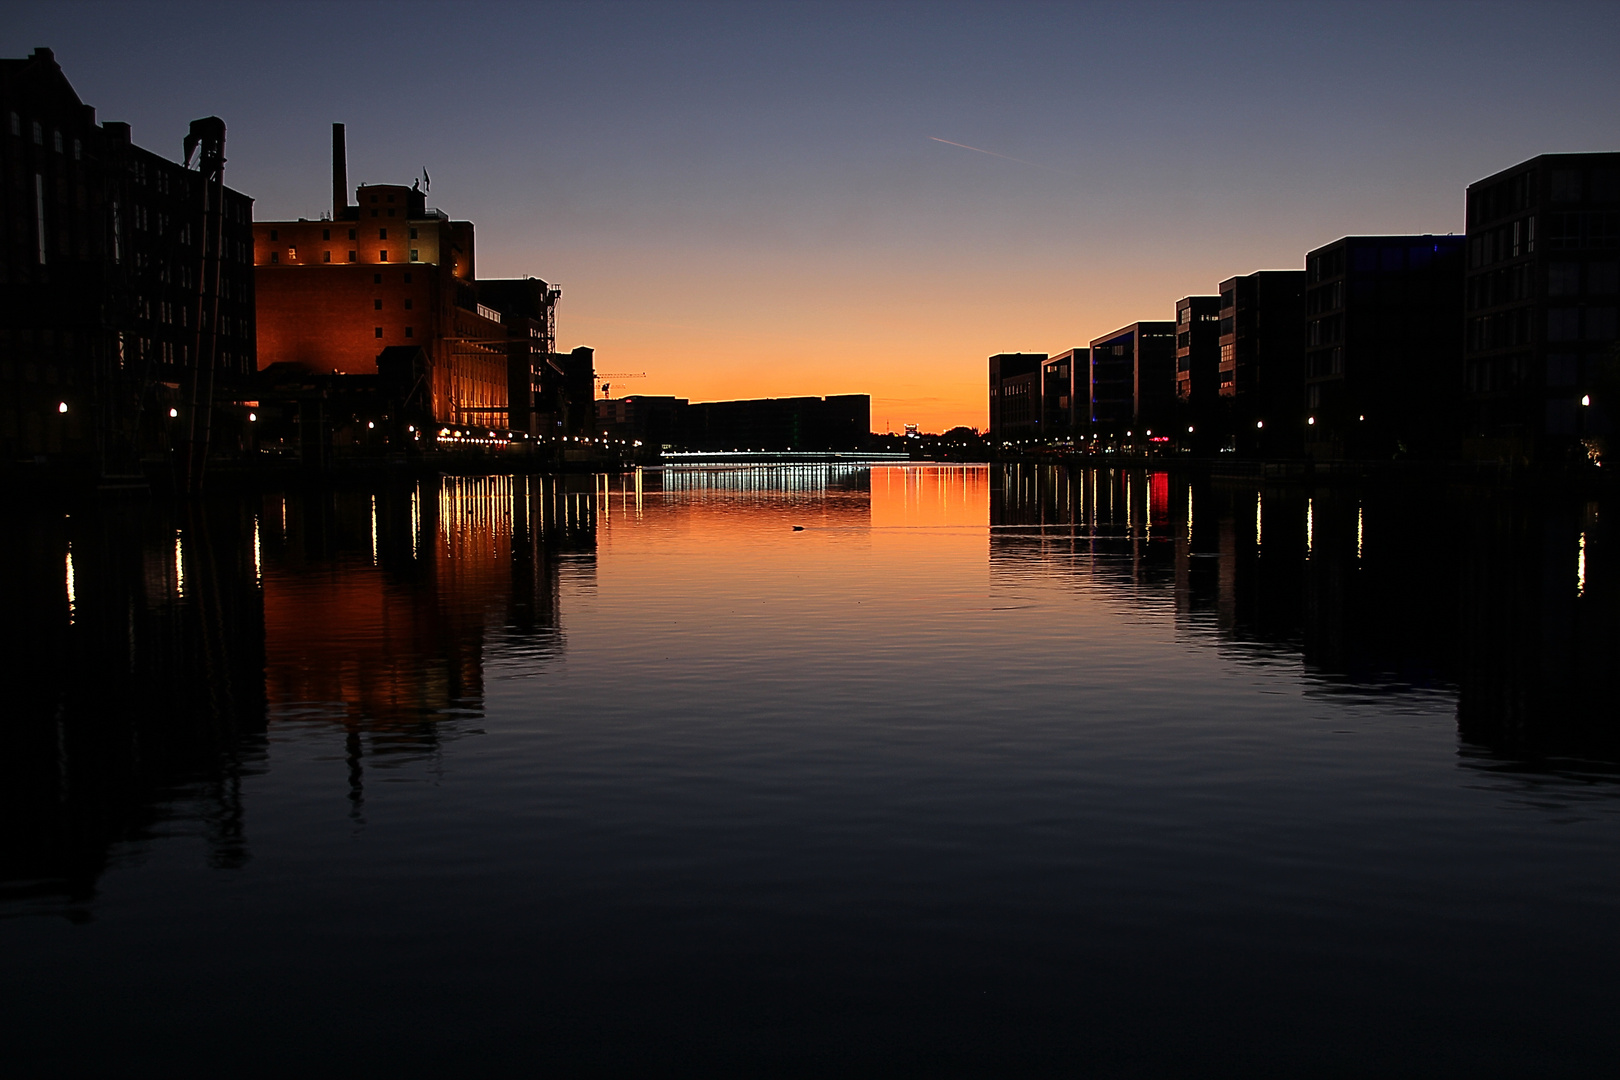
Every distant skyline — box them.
[6,1,1620,431]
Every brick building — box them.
[1,48,255,474]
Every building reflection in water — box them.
[990,463,1618,783]
[0,475,598,915]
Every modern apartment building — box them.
[1303,235,1465,458]
[988,352,1045,442]
[1088,322,1175,437]
[1217,270,1306,455]
[1464,153,1619,462]
[1043,349,1086,437]
[1174,296,1221,441]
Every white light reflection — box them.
[1186,484,1193,542]
[1578,532,1587,597]
[1357,504,1364,560]
[174,531,185,598]
[411,484,421,560]
[253,515,262,585]
[1306,497,1313,558]
[1255,491,1263,548]
[370,495,378,565]
[65,543,75,624]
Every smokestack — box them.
[332,123,348,220]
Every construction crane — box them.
[599,372,647,399]
[181,116,227,494]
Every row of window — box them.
[8,112,82,158]
[267,249,421,263]
[269,227,421,241]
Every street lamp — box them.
[57,402,67,414]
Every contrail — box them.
[928,136,1043,168]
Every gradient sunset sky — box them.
[8,1,1620,431]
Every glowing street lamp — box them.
[57,401,68,414]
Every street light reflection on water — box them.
[2,465,1618,1075]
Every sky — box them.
[6,1,1620,431]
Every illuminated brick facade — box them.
[254,181,510,429]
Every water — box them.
[2,465,1617,1076]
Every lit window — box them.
[288,247,296,260]
[375,327,383,338]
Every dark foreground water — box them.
[3,464,1617,1076]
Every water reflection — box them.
[0,475,599,913]
[991,463,1619,781]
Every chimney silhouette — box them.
[332,123,348,219]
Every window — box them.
[270,229,278,241]
[371,209,378,217]
[375,327,383,338]
[370,194,378,203]
[288,246,296,260]
[270,251,279,263]
[348,250,356,261]
[322,228,330,240]
[374,299,382,310]
[387,193,395,202]
[404,299,413,310]
[72,138,80,160]
[387,208,395,217]
[374,273,382,283]
[1551,170,1582,203]
[53,129,62,152]
[8,111,17,136]
[409,227,418,239]
[1549,263,1580,295]
[348,229,356,240]
[410,249,419,261]
[323,250,331,262]
[380,250,388,261]
[379,228,387,239]
[1548,308,1581,341]
[33,120,43,144]
[405,327,414,338]
[403,273,412,283]
[1590,262,1619,295]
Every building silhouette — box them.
[1464,153,1620,463]
[1088,322,1175,437]
[988,353,1045,442]
[1304,235,1465,458]
[1043,349,1085,437]
[1217,270,1306,456]
[1173,296,1221,443]
[1,48,255,476]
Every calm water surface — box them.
[3,465,1617,1076]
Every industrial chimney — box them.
[332,123,348,220]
